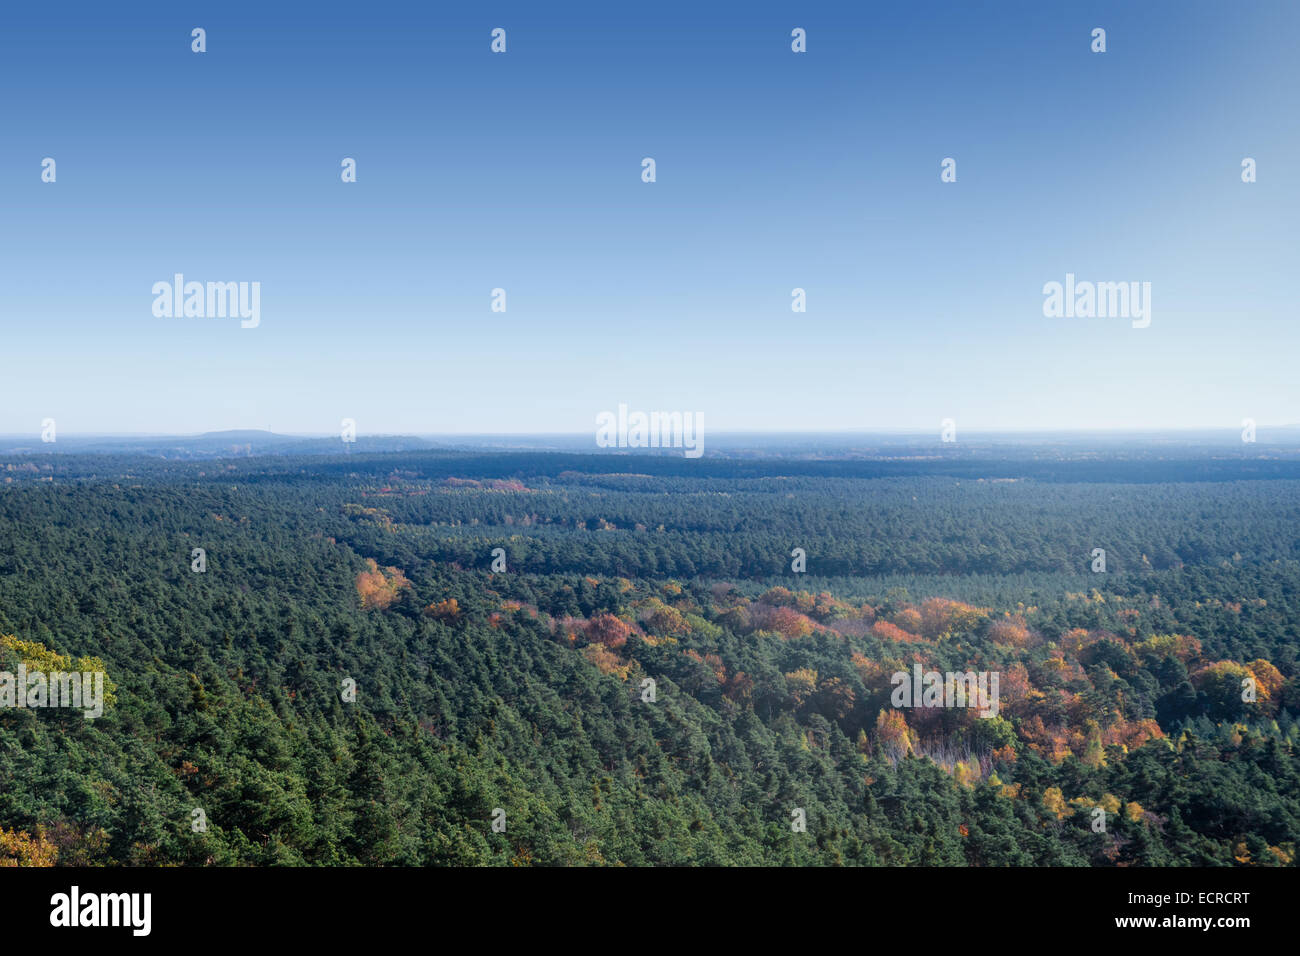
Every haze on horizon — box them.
[5,423,1300,444]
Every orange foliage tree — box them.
[872,619,922,644]
[585,613,633,648]
[355,558,410,609]
[874,708,916,760]
[424,598,460,621]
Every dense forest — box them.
[1,447,1298,866]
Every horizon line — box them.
[2,424,1298,440]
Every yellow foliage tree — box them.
[0,635,118,712]
[953,760,979,789]
[0,825,58,867]
[874,708,916,760]
[1042,786,1072,820]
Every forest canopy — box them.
[1,448,1297,866]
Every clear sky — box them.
[1,1,1296,435]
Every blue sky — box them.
[1,1,1296,435]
